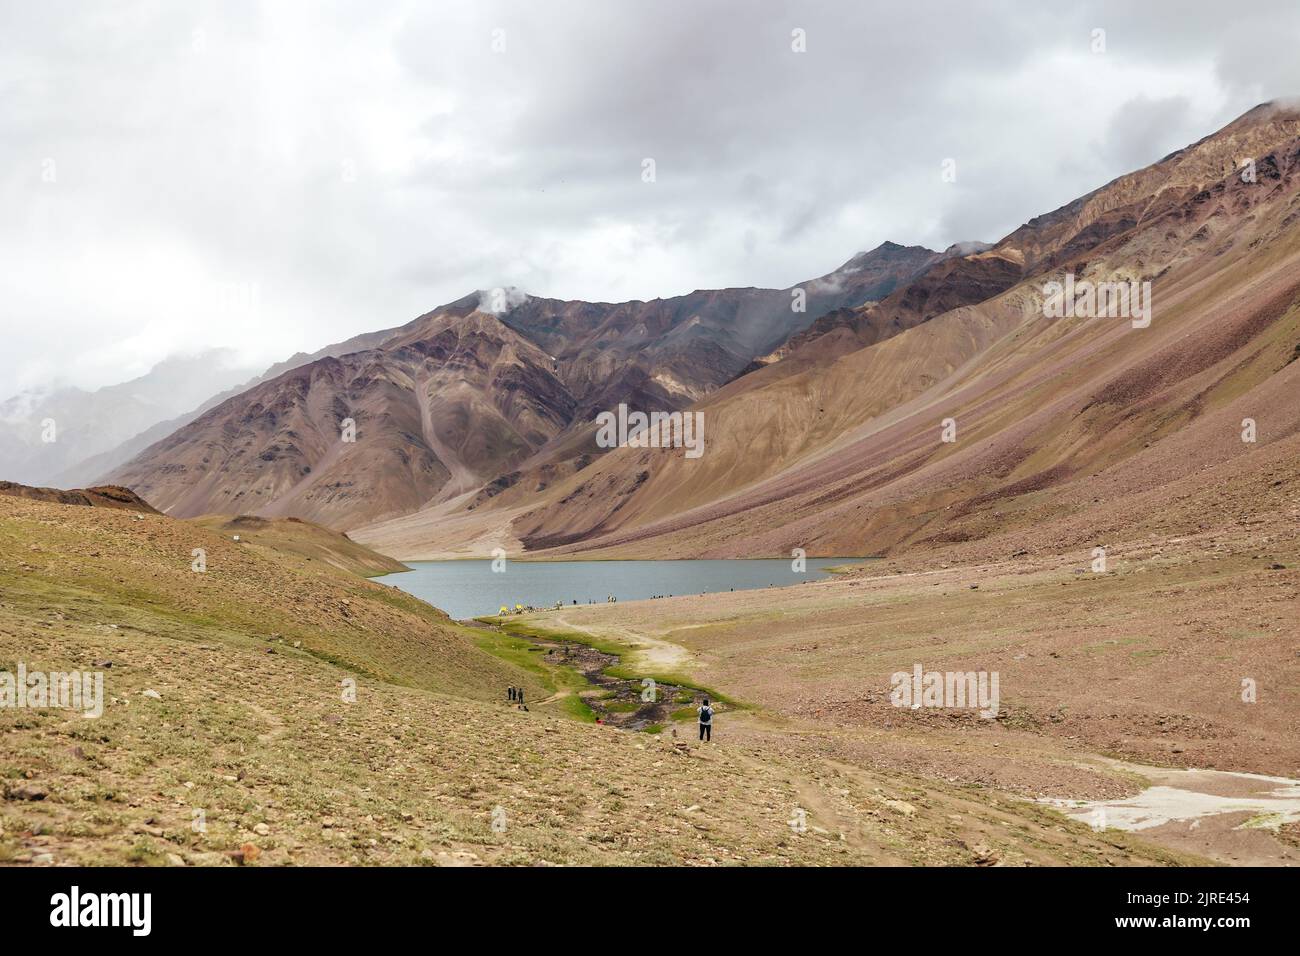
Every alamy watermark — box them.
[595,403,704,459]
[1043,273,1151,328]
[889,664,999,719]
[1,664,104,718]
[50,886,150,936]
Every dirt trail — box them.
[546,612,693,674]
[245,700,288,743]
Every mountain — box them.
[54,324,419,489]
[106,310,574,527]
[104,244,939,527]
[105,103,1300,560]
[496,240,945,404]
[0,351,262,487]
[353,101,1300,560]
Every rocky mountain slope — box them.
[97,102,1300,564]
[362,101,1300,560]
[105,244,939,528]
[57,328,414,491]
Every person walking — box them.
[697,698,714,742]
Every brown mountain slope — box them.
[109,244,938,529]
[65,324,421,491]
[762,103,1300,370]
[505,240,944,402]
[770,242,1006,362]
[355,102,1300,559]
[108,311,575,528]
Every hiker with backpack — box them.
[697,698,714,742]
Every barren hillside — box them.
[359,102,1300,562]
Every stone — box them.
[4,784,47,801]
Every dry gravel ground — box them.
[0,496,1196,866]
[505,520,1300,864]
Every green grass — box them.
[0,507,546,706]
[488,618,745,709]
[465,624,598,722]
[559,694,599,722]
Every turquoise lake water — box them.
[376,557,856,619]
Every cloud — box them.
[2,0,1298,393]
[476,286,528,316]
[1100,95,1196,173]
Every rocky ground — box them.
[503,518,1299,864]
[0,495,1199,866]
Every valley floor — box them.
[500,523,1300,864]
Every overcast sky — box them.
[3,0,1298,393]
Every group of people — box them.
[498,596,619,615]
[506,686,528,711]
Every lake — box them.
[376,557,856,619]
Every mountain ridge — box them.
[99,101,1300,564]
[103,241,941,527]
[352,100,1300,559]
